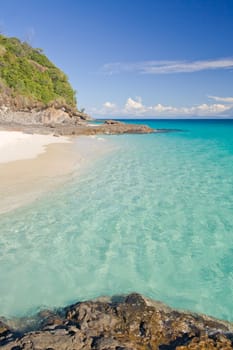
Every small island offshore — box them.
[0,35,233,350]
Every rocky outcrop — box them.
[54,121,155,135]
[0,112,155,135]
[0,105,91,125]
[1,293,233,349]
[104,120,124,125]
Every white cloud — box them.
[153,103,175,113]
[102,58,233,75]
[90,101,117,115]
[208,95,233,103]
[150,102,229,116]
[103,101,116,109]
[124,97,146,114]
[190,103,228,115]
[88,97,232,117]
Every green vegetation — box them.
[0,34,77,108]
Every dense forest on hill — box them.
[0,34,77,109]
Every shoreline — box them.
[1,293,233,349]
[0,131,114,214]
[0,116,155,214]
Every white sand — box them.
[0,131,70,164]
[0,133,116,214]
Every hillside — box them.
[0,34,77,111]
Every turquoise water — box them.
[1,119,233,321]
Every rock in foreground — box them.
[1,293,233,349]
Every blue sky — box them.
[1,0,233,118]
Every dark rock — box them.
[125,293,146,308]
[0,118,156,136]
[0,320,16,347]
[0,321,10,337]
[1,293,233,349]
[104,120,123,125]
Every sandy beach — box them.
[0,131,111,214]
[0,131,71,164]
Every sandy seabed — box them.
[0,131,111,214]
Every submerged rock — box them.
[1,293,233,349]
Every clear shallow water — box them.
[1,119,233,321]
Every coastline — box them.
[0,112,155,136]
[0,131,114,214]
[1,293,233,349]
[0,121,233,349]
[0,115,154,214]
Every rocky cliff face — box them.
[1,293,233,350]
[0,105,91,125]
